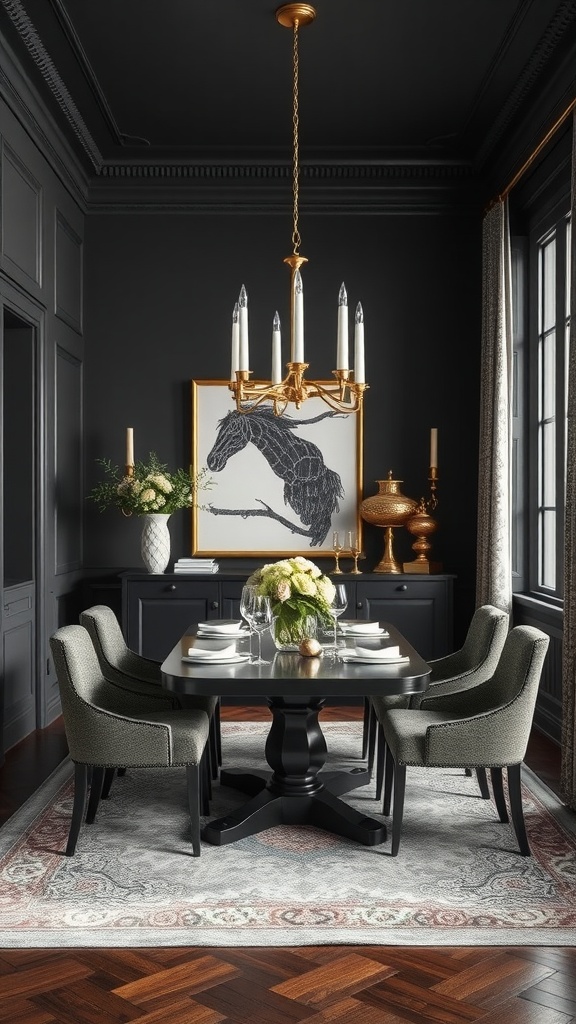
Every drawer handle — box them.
[211,601,219,610]
[168,584,177,591]
[397,584,408,592]
[356,601,363,609]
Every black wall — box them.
[83,203,482,642]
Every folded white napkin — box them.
[197,620,244,634]
[353,644,402,660]
[186,644,237,660]
[341,621,381,633]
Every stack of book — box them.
[173,558,219,574]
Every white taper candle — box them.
[238,285,249,372]
[272,311,282,384]
[337,282,348,370]
[230,301,239,381]
[354,302,365,383]
[430,428,438,469]
[293,270,304,363]
[126,427,134,467]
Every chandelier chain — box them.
[291,18,301,255]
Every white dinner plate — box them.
[339,627,388,637]
[196,628,249,639]
[197,619,245,633]
[182,653,251,666]
[338,648,409,665]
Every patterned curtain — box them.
[476,199,513,614]
[561,111,576,810]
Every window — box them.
[527,200,571,605]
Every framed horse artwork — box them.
[191,380,363,558]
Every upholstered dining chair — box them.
[80,604,221,782]
[50,624,211,856]
[367,603,510,798]
[379,624,549,857]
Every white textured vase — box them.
[140,513,171,574]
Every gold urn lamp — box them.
[360,472,418,573]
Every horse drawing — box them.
[206,407,345,546]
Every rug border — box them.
[1,727,575,949]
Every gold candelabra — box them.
[228,5,368,417]
[231,365,367,416]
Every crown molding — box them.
[86,160,482,214]
[0,33,89,206]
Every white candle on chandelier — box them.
[354,302,365,384]
[337,282,349,371]
[430,427,438,469]
[238,285,249,371]
[271,311,282,384]
[230,301,239,381]
[293,270,304,363]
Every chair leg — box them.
[86,766,105,823]
[186,763,201,856]
[67,763,89,856]
[101,767,117,799]
[476,767,490,799]
[201,749,211,815]
[391,762,406,857]
[383,740,393,816]
[367,705,377,776]
[214,698,222,766]
[117,767,127,776]
[490,767,509,822]
[464,768,473,776]
[209,717,219,780]
[507,763,531,856]
[361,697,370,758]
[375,721,385,801]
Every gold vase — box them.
[360,473,418,573]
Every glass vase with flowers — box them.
[246,557,336,651]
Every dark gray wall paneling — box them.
[55,345,82,573]
[1,141,41,287]
[55,210,83,332]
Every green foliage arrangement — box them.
[247,556,336,645]
[88,452,213,516]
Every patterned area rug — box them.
[1,721,575,948]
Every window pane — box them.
[539,509,556,590]
[541,237,556,332]
[541,332,556,420]
[541,421,556,505]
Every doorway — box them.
[1,304,37,758]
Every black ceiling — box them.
[2,0,576,180]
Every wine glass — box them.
[240,584,257,657]
[327,583,348,655]
[243,592,273,664]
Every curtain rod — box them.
[495,96,576,204]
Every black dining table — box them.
[161,622,431,848]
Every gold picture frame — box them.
[191,379,363,558]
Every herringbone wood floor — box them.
[1,705,575,1023]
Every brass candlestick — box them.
[403,467,442,573]
[331,531,343,574]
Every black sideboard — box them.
[121,571,455,665]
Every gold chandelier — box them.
[228,3,368,416]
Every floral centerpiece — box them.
[247,556,336,649]
[87,453,212,516]
[88,452,213,574]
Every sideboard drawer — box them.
[123,578,220,661]
[355,578,453,660]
